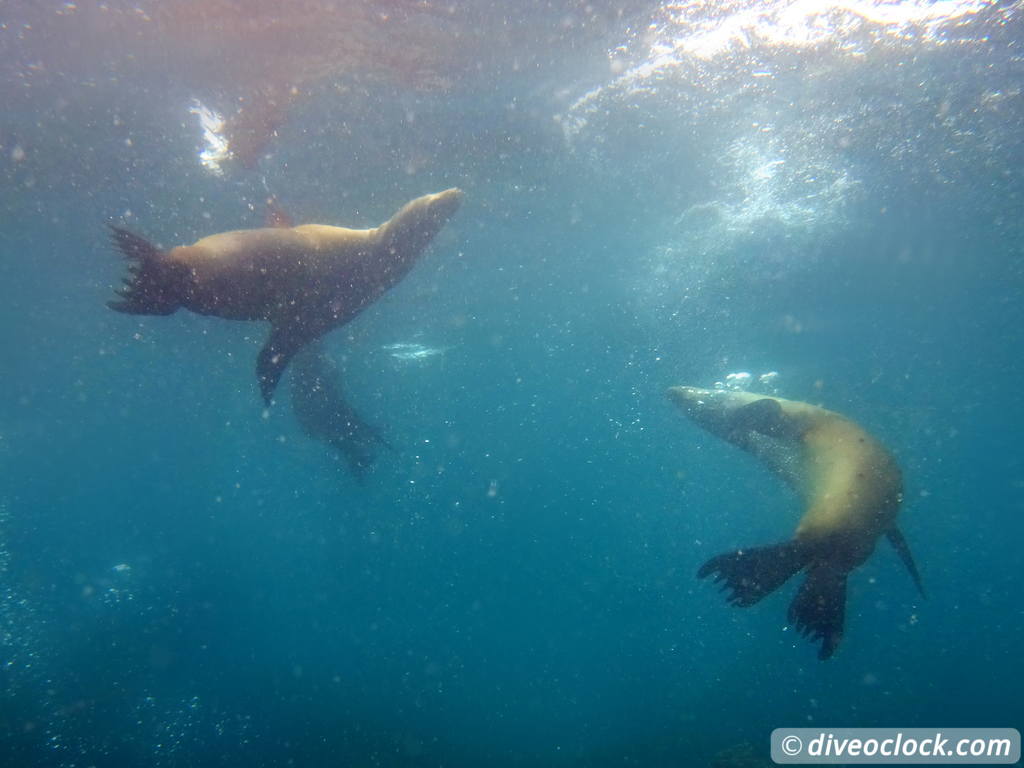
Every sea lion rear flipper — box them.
[698,540,811,607]
[257,322,317,405]
[290,344,391,482]
[886,527,926,599]
[327,426,391,484]
[107,225,186,316]
[788,561,847,660]
[326,410,394,483]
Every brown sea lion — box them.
[667,386,925,660]
[108,188,463,403]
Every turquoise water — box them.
[1,1,1022,765]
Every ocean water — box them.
[1,1,1022,766]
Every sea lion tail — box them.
[698,540,811,607]
[788,561,847,660]
[107,226,185,316]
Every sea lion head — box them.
[667,385,800,447]
[376,187,463,257]
[668,386,754,436]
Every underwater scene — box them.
[1,1,1022,765]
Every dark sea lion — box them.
[108,188,463,403]
[289,342,389,482]
[667,386,924,660]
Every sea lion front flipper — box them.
[698,540,811,607]
[257,322,317,405]
[788,561,847,660]
[733,398,789,438]
[886,527,926,599]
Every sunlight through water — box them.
[561,0,1014,318]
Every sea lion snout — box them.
[407,187,464,230]
[427,187,464,219]
[376,187,464,257]
[666,386,710,409]
[666,386,743,438]
[416,187,464,237]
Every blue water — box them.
[1,1,1022,765]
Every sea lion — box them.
[666,386,924,660]
[290,341,389,482]
[108,188,463,403]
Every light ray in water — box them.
[563,0,1013,326]
[381,342,447,363]
[188,100,230,175]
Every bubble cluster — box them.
[561,0,1017,315]
[713,371,781,393]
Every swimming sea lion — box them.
[108,188,463,403]
[290,341,389,482]
[667,386,924,660]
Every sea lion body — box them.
[667,386,922,659]
[109,188,462,402]
[796,405,902,546]
[170,226,378,322]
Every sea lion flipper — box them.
[257,323,316,405]
[733,398,789,438]
[886,527,926,599]
[107,225,186,316]
[697,541,810,607]
[327,424,390,484]
[788,562,847,660]
[290,344,391,481]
